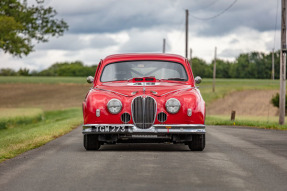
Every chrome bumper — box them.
[82,124,205,135]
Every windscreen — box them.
[101,61,188,82]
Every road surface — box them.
[0,126,287,191]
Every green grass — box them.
[0,108,44,129]
[0,108,83,162]
[199,78,280,106]
[0,76,86,84]
[206,115,287,130]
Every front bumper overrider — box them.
[82,124,205,135]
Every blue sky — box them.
[0,0,280,71]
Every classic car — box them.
[82,53,206,151]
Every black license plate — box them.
[93,126,127,133]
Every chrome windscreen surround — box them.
[131,96,157,129]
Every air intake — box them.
[157,112,167,123]
[121,113,131,123]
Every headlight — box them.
[107,99,122,114]
[165,98,181,114]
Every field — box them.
[0,108,82,162]
[0,76,286,162]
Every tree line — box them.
[0,61,97,77]
[0,50,283,78]
[191,51,281,79]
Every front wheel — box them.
[188,134,205,151]
[84,134,101,150]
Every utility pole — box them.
[212,47,217,92]
[272,49,275,80]
[190,48,193,68]
[279,0,286,125]
[163,38,166,53]
[185,9,189,58]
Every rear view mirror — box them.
[87,76,94,84]
[195,76,202,84]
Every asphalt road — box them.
[0,126,287,191]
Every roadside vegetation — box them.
[0,108,82,162]
[271,93,287,110]
[0,108,44,129]
[206,115,287,130]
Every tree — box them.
[18,68,29,76]
[0,0,68,57]
[0,68,17,76]
[210,59,232,78]
[38,61,98,76]
[190,57,212,78]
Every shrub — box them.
[271,93,287,110]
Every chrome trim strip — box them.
[82,124,206,134]
[83,124,205,128]
[152,124,205,128]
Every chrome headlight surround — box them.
[107,99,122,114]
[165,98,181,114]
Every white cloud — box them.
[0,0,280,70]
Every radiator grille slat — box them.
[132,96,156,129]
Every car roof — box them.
[102,53,187,64]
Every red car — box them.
[82,53,205,151]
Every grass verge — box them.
[206,115,287,130]
[0,108,82,163]
[0,108,44,129]
[0,76,86,84]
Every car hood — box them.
[94,81,193,97]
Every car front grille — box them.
[132,96,156,129]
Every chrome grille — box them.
[132,96,156,129]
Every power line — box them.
[189,0,238,21]
[201,0,220,10]
[273,0,280,50]
[189,0,219,12]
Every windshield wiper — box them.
[163,78,186,81]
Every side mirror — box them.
[87,76,94,84]
[195,76,202,84]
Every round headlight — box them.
[165,98,181,114]
[107,99,122,114]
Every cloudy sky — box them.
[0,0,281,71]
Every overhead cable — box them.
[189,0,238,21]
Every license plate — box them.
[94,126,127,133]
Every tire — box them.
[84,134,101,150]
[188,134,205,151]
